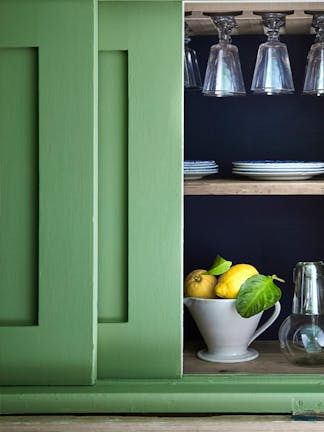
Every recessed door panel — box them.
[0,47,38,326]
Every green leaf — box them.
[236,274,282,318]
[204,255,232,276]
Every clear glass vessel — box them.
[202,13,246,97]
[279,262,324,366]
[303,12,324,96]
[184,22,202,90]
[251,12,295,95]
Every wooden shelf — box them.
[184,340,324,374]
[185,2,323,35]
[184,179,324,195]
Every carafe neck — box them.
[293,261,324,315]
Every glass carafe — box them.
[279,262,324,365]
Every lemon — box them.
[215,264,258,299]
[184,269,217,299]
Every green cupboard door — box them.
[0,0,97,385]
[98,1,183,378]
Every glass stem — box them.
[318,27,324,43]
[218,28,231,43]
[213,16,236,44]
[266,29,280,41]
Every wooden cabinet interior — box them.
[183,1,324,374]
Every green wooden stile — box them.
[0,0,97,385]
[97,1,183,378]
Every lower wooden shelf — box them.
[184,179,324,195]
[183,340,324,374]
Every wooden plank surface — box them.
[186,1,324,13]
[184,340,324,374]
[184,179,324,195]
[185,2,324,35]
[1,415,324,432]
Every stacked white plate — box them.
[184,160,218,180]
[232,161,324,180]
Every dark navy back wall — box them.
[184,35,324,341]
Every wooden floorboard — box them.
[1,415,324,431]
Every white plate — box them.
[184,169,218,173]
[185,166,217,169]
[185,167,218,171]
[232,168,324,173]
[185,166,218,169]
[185,170,218,174]
[185,164,218,168]
[233,165,324,171]
[185,160,216,165]
[184,172,218,180]
[233,161,324,169]
[183,163,217,168]
[233,171,324,180]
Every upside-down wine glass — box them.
[202,12,246,97]
[184,21,202,90]
[303,11,324,96]
[251,11,295,95]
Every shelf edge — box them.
[184,179,324,195]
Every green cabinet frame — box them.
[2,0,324,416]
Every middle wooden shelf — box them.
[184,179,324,195]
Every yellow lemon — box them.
[184,269,217,299]
[215,264,258,299]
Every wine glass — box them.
[303,11,324,96]
[251,11,295,95]
[202,12,246,97]
[184,21,202,90]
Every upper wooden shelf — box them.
[184,179,324,195]
[185,2,324,35]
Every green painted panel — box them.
[0,0,97,385]
[0,48,38,326]
[98,50,128,323]
[3,376,324,414]
[99,0,181,3]
[98,1,183,378]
